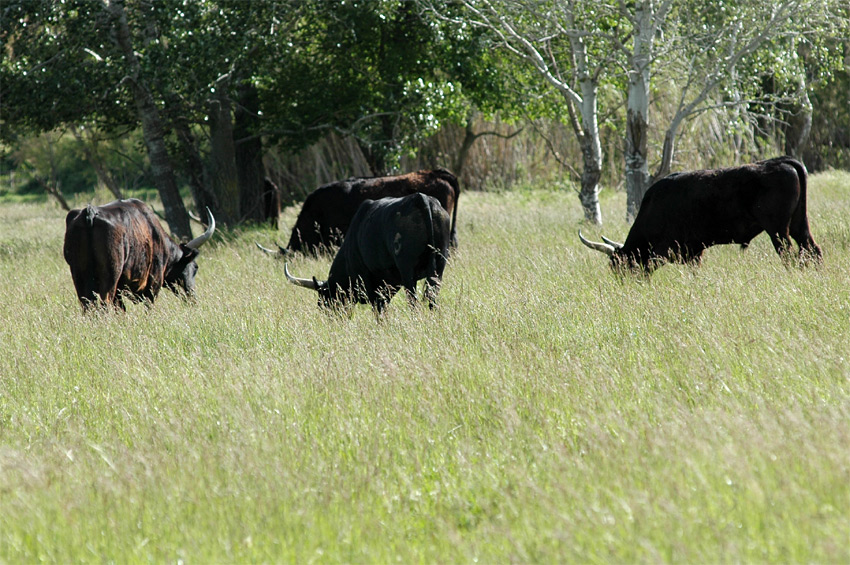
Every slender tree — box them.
[621,0,831,219]
[106,0,191,238]
[619,0,672,220]
[457,0,616,224]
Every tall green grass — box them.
[1,173,848,562]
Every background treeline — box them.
[1,0,848,234]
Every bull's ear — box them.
[179,245,200,263]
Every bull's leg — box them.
[767,231,795,265]
[371,290,392,315]
[424,277,441,309]
[137,289,156,308]
[100,275,127,311]
[403,282,418,308]
[365,279,395,314]
[789,221,823,264]
[424,252,448,309]
[69,269,99,311]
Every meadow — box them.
[1,172,848,562]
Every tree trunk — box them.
[107,0,191,240]
[167,92,217,217]
[784,85,813,159]
[453,112,478,178]
[359,113,398,176]
[655,113,684,183]
[34,175,70,211]
[359,141,388,177]
[577,134,602,225]
[208,89,240,225]
[234,82,268,224]
[575,79,603,225]
[565,11,603,225]
[625,2,653,221]
[173,117,217,217]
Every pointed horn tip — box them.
[578,229,616,256]
[185,207,216,249]
[284,262,319,290]
[256,242,276,254]
[256,242,289,256]
[601,235,624,249]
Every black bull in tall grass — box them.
[63,199,215,310]
[277,168,460,255]
[580,157,823,273]
[284,193,451,313]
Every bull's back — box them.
[631,163,800,249]
[289,183,359,251]
[352,170,457,214]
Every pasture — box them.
[1,172,848,562]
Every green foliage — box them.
[806,66,850,170]
[1,173,849,561]
[259,0,517,172]
[2,128,153,201]
[0,0,134,139]
[1,0,848,212]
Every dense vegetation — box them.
[1,171,848,561]
[2,1,848,226]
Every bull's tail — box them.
[84,204,99,227]
[420,193,438,277]
[782,157,822,260]
[433,167,460,249]
[416,193,443,308]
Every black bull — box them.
[284,193,451,312]
[282,168,459,255]
[63,199,215,310]
[580,157,822,272]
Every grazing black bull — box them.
[281,168,459,255]
[63,199,215,310]
[284,193,451,313]
[579,157,822,273]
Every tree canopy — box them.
[1,0,847,227]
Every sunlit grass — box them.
[1,174,848,562]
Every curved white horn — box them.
[601,235,624,249]
[285,263,319,290]
[578,230,616,256]
[255,242,289,256]
[256,242,278,254]
[186,207,215,249]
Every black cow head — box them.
[165,208,215,297]
[284,262,337,309]
[578,230,652,273]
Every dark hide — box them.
[286,168,459,255]
[287,193,451,313]
[63,198,213,311]
[581,157,822,273]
